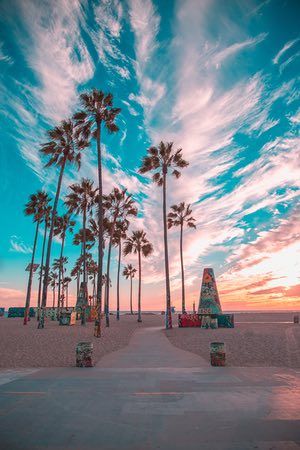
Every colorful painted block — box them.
[201,315,211,329]
[8,307,35,318]
[199,308,212,315]
[178,313,202,327]
[217,314,234,328]
[0,308,4,317]
[210,342,225,366]
[198,268,222,314]
[76,342,93,367]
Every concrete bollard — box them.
[210,342,225,366]
[76,342,93,367]
[294,315,299,324]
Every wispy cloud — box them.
[0,41,13,64]
[9,236,32,254]
[127,0,165,124]
[211,33,267,68]
[273,37,299,65]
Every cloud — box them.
[127,0,165,123]
[0,41,13,64]
[9,236,32,254]
[273,37,299,64]
[211,33,267,68]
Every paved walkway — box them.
[97,326,209,368]
[0,326,299,449]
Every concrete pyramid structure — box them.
[198,268,222,314]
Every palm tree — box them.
[103,188,137,327]
[53,214,75,314]
[123,230,153,322]
[37,204,52,321]
[65,178,97,325]
[62,276,72,308]
[167,202,196,313]
[71,257,83,303]
[38,120,88,329]
[73,228,95,250]
[74,90,121,338]
[87,259,98,306]
[139,142,188,329]
[112,220,128,320]
[122,264,137,315]
[52,256,68,310]
[24,191,51,325]
[48,270,58,311]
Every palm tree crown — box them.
[73,90,121,137]
[167,202,196,230]
[41,119,88,169]
[24,191,51,222]
[123,264,137,280]
[139,141,188,184]
[123,230,154,258]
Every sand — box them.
[165,312,300,368]
[0,314,163,368]
[1,312,299,368]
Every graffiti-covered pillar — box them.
[198,268,222,314]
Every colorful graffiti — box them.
[198,268,222,314]
[76,342,93,367]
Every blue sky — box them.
[0,0,299,311]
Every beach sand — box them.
[0,314,163,368]
[165,312,300,368]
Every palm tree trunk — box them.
[66,284,69,308]
[57,234,65,320]
[180,222,185,313]
[24,220,40,325]
[81,207,88,325]
[137,249,142,322]
[105,235,113,327]
[37,221,48,321]
[116,240,121,320]
[95,122,103,338]
[130,276,133,315]
[39,157,67,329]
[163,171,172,329]
[52,287,55,309]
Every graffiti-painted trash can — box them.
[294,315,299,324]
[210,318,218,329]
[76,342,93,367]
[210,342,225,366]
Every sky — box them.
[0,0,299,312]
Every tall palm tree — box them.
[139,142,188,329]
[87,259,98,306]
[122,264,137,315]
[38,120,88,329]
[54,214,75,314]
[167,202,196,313]
[48,270,58,311]
[65,178,97,324]
[36,204,52,321]
[71,257,83,303]
[103,188,137,327]
[74,89,121,338]
[62,276,72,308]
[112,220,128,320]
[52,256,68,309]
[123,230,153,322]
[24,191,51,325]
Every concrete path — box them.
[97,326,209,368]
[0,326,299,450]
